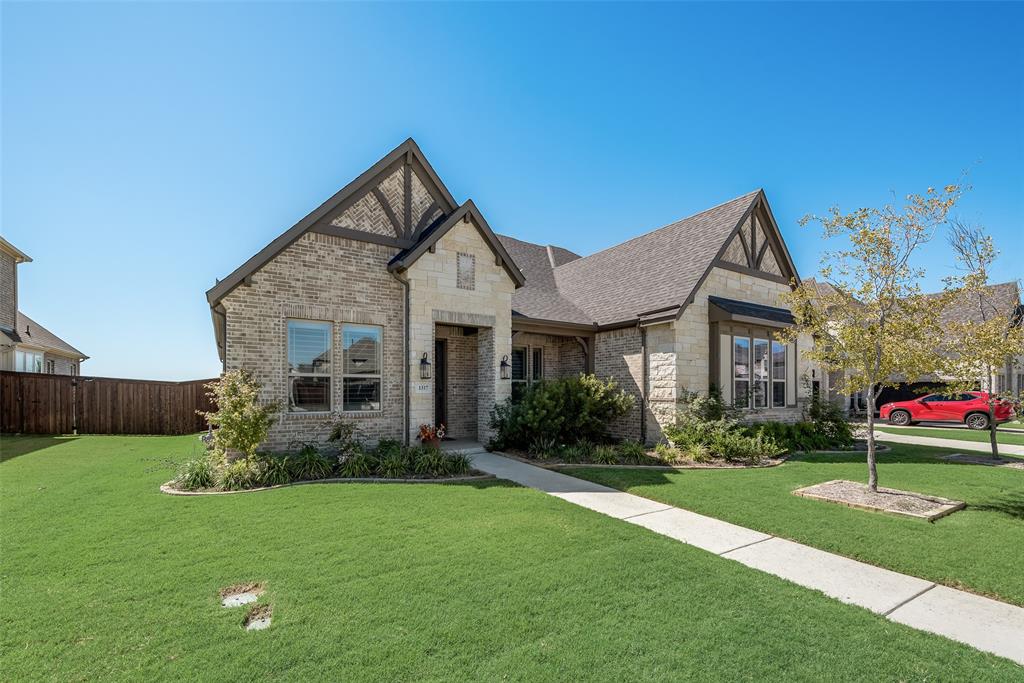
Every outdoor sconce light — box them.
[500,354,511,380]
[420,352,432,380]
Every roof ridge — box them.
[553,189,761,271]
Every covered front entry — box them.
[434,324,480,441]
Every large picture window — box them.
[733,337,750,408]
[288,320,332,412]
[15,350,43,373]
[342,324,382,412]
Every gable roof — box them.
[6,311,87,359]
[0,236,32,263]
[936,281,1022,327]
[388,201,526,288]
[497,234,592,324]
[551,189,796,327]
[206,138,459,308]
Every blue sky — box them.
[3,2,1021,380]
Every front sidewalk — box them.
[873,429,1024,456]
[471,451,1024,667]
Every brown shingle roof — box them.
[936,281,1021,326]
[552,190,761,326]
[10,311,87,359]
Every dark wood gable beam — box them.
[371,187,403,238]
[403,152,413,238]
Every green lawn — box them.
[2,437,1020,679]
[876,425,1024,446]
[560,444,1024,610]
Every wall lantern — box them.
[500,354,511,380]
[419,352,432,380]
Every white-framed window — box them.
[733,336,750,408]
[771,340,786,407]
[15,350,43,373]
[45,359,55,374]
[342,324,382,412]
[531,347,543,382]
[287,319,332,412]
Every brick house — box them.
[0,237,88,375]
[206,139,812,449]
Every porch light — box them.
[500,354,511,380]
[419,352,432,380]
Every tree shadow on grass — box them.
[971,491,1024,520]
[0,435,78,463]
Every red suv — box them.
[880,392,1016,430]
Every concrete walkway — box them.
[874,429,1024,457]
[471,451,1024,667]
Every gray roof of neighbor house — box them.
[936,281,1022,327]
[6,312,87,359]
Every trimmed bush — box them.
[592,445,620,465]
[489,374,634,449]
[337,450,377,478]
[286,444,334,481]
[617,440,648,464]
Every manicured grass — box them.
[2,436,1020,680]
[561,444,1024,609]
[876,425,1024,446]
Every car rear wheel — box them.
[966,413,990,430]
[888,410,911,426]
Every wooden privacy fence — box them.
[0,371,218,435]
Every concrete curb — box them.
[160,473,496,496]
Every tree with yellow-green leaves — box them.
[782,185,962,491]
[938,218,1024,460]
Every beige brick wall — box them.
[0,250,16,331]
[406,219,515,444]
[221,232,406,451]
[511,331,587,380]
[435,325,478,440]
[594,327,643,442]
[44,353,79,376]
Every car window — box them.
[960,394,977,401]
[922,395,945,403]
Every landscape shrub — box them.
[217,458,261,491]
[592,445,620,465]
[654,441,681,463]
[682,442,712,463]
[664,400,782,463]
[617,440,648,464]
[528,435,560,459]
[377,450,408,479]
[252,453,291,487]
[173,455,217,490]
[489,374,634,449]
[337,450,377,479]
[200,370,279,459]
[285,444,334,481]
[806,395,854,448]
[443,452,472,476]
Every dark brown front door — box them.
[434,339,447,431]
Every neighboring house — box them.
[206,139,811,449]
[803,277,1024,414]
[0,237,88,375]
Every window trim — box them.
[731,332,788,410]
[531,347,544,382]
[287,318,333,413]
[16,349,44,373]
[341,323,383,413]
[732,336,750,409]
[771,339,786,408]
[752,337,769,408]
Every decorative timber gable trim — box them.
[206,138,457,307]
[711,190,798,286]
[388,200,526,288]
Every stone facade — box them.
[220,232,406,450]
[0,250,15,332]
[406,218,515,444]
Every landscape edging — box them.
[160,473,495,496]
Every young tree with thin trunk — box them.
[939,218,1024,459]
[783,185,962,491]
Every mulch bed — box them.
[160,471,495,496]
[501,450,787,470]
[793,479,966,521]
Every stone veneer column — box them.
[477,327,496,445]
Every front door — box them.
[434,339,447,432]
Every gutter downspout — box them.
[640,324,648,446]
[391,270,411,446]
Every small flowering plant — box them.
[418,423,446,443]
